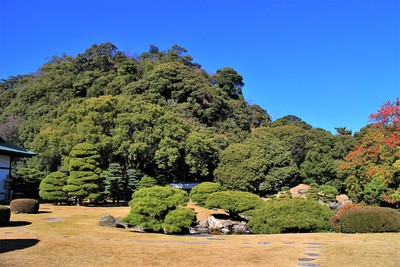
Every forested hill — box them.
[0,42,357,196]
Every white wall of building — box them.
[0,155,11,200]
[0,155,10,168]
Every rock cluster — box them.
[191,216,251,235]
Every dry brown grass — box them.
[1,203,399,267]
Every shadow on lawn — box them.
[5,221,32,227]
[0,238,40,253]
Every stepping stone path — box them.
[258,241,271,245]
[297,242,323,266]
[206,237,224,240]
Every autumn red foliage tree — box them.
[339,98,400,206]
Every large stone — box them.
[207,216,223,230]
[221,228,231,235]
[197,219,209,228]
[196,226,210,234]
[115,217,129,228]
[232,223,251,234]
[222,220,233,229]
[336,194,351,205]
[290,184,310,198]
[99,215,117,227]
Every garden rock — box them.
[207,216,223,230]
[197,219,209,228]
[196,226,210,234]
[99,215,117,227]
[232,223,251,234]
[336,194,351,206]
[115,217,129,228]
[222,220,233,230]
[221,228,231,235]
[290,184,310,198]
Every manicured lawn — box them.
[1,203,399,267]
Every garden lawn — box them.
[0,203,399,267]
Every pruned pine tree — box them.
[63,142,103,204]
[39,171,68,203]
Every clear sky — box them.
[1,0,399,133]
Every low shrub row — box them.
[248,198,334,234]
[337,206,400,233]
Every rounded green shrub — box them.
[205,191,264,219]
[248,198,334,234]
[123,186,190,232]
[340,206,400,233]
[0,205,11,226]
[138,175,158,189]
[163,207,196,233]
[10,198,40,214]
[39,171,68,201]
[190,182,221,206]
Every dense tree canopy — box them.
[2,42,391,206]
[340,99,400,206]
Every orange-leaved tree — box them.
[339,98,399,206]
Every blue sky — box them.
[1,0,399,133]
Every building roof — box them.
[0,138,36,157]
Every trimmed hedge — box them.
[248,198,334,234]
[340,206,400,233]
[10,199,40,214]
[0,205,11,226]
[329,203,362,232]
[190,182,221,207]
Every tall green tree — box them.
[214,127,299,196]
[125,168,142,200]
[104,163,124,203]
[63,142,103,203]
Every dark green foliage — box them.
[13,168,44,198]
[212,67,244,98]
[104,163,124,203]
[125,168,142,199]
[306,184,319,201]
[189,182,221,206]
[138,175,158,189]
[214,127,299,195]
[163,207,196,233]
[339,206,400,233]
[0,42,360,203]
[205,191,264,218]
[63,142,103,202]
[124,186,190,232]
[39,171,68,201]
[248,198,334,234]
[318,184,339,202]
[0,205,11,226]
[10,198,40,214]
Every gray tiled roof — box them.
[0,138,36,157]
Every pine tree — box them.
[104,163,124,203]
[63,142,103,204]
[39,171,68,202]
[125,168,141,200]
